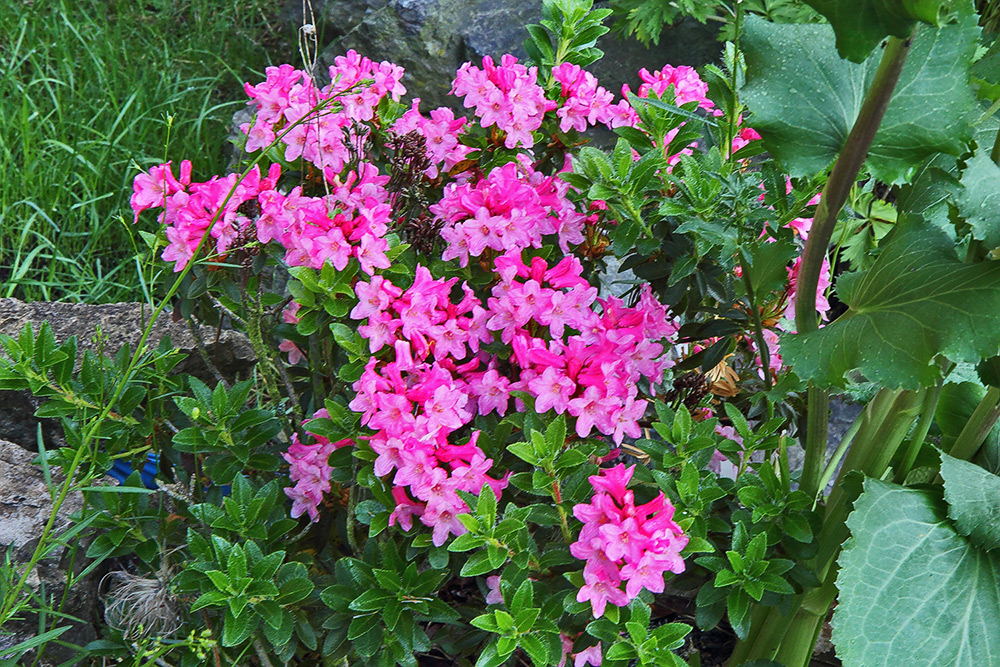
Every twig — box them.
[187,320,229,389]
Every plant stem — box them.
[991,120,1000,166]
[792,32,913,510]
[798,387,829,499]
[253,639,276,667]
[793,34,913,332]
[813,406,864,507]
[895,377,944,483]
[740,255,772,387]
[947,385,1000,462]
[772,565,840,667]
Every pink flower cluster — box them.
[433,160,586,266]
[131,162,280,270]
[131,160,394,274]
[624,64,751,166]
[241,53,405,172]
[784,254,833,324]
[348,268,508,546]
[392,100,474,178]
[633,65,715,111]
[452,55,555,149]
[282,408,353,521]
[487,252,677,444]
[571,464,688,618]
[551,63,635,132]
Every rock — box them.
[292,0,721,111]
[0,298,255,451]
[0,439,97,664]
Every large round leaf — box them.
[742,13,978,184]
[834,478,1000,665]
[781,220,1000,388]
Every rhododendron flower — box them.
[485,576,504,604]
[571,464,688,617]
[452,55,552,148]
[785,255,833,324]
[282,409,353,521]
[574,644,603,667]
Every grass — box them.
[0,0,293,303]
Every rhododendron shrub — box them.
[116,1,842,665]
[10,0,994,665]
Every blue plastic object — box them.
[107,452,160,489]
[106,453,231,496]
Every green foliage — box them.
[940,451,1000,550]
[696,523,796,638]
[835,478,1000,665]
[782,219,1000,388]
[803,0,963,62]
[172,378,284,483]
[956,143,1000,246]
[741,12,979,183]
[605,0,820,45]
[523,0,612,69]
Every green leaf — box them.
[803,0,953,62]
[475,642,507,667]
[477,485,498,527]
[460,550,497,577]
[519,634,547,665]
[941,452,1000,551]
[834,478,1000,664]
[782,220,1000,388]
[741,14,978,183]
[545,414,567,454]
[222,607,256,647]
[743,238,798,297]
[206,569,231,593]
[957,144,1000,247]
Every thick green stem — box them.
[794,34,912,333]
[948,385,1000,462]
[815,390,922,577]
[799,387,829,499]
[793,33,913,517]
[895,378,944,483]
[726,605,785,666]
[772,566,840,667]
[991,120,1000,166]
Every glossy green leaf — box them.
[803,0,953,62]
[782,220,1000,388]
[940,452,1000,551]
[957,145,1000,247]
[742,13,978,183]
[834,478,1000,665]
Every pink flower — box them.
[278,339,305,364]
[571,466,687,616]
[576,577,629,619]
[528,367,576,414]
[485,575,504,604]
[574,644,602,667]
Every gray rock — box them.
[293,0,721,111]
[0,298,255,450]
[0,439,97,664]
